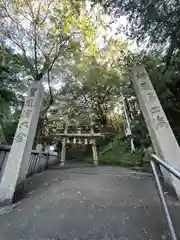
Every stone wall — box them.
[0,145,58,179]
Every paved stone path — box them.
[0,165,180,240]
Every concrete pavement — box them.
[0,165,179,240]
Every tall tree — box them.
[44,36,130,142]
[1,1,77,78]
[92,0,180,71]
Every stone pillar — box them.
[77,128,82,144]
[92,140,98,166]
[36,143,43,152]
[131,65,180,198]
[90,125,98,165]
[44,143,50,154]
[0,81,44,205]
[60,115,68,166]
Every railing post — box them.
[150,159,177,240]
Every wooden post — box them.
[60,115,68,166]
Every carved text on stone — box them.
[15,132,27,142]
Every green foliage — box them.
[48,36,129,132]
[2,120,19,145]
[98,134,142,167]
[3,0,177,171]
[0,46,25,143]
[0,0,91,81]
[92,0,180,70]
[0,88,16,104]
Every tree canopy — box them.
[2,0,180,168]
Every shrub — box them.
[98,135,142,167]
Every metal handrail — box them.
[151,154,180,180]
[150,154,179,240]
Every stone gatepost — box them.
[131,65,180,198]
[90,125,98,166]
[0,80,44,205]
[60,115,68,166]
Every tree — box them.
[42,36,131,147]
[0,0,110,146]
[92,0,180,71]
[91,0,180,146]
[1,0,82,81]
[0,46,26,143]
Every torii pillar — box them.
[90,124,98,166]
[131,65,180,198]
[0,80,44,205]
[60,115,68,166]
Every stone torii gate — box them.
[54,116,102,166]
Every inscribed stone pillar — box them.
[0,80,44,204]
[131,65,180,198]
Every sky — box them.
[95,15,127,48]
